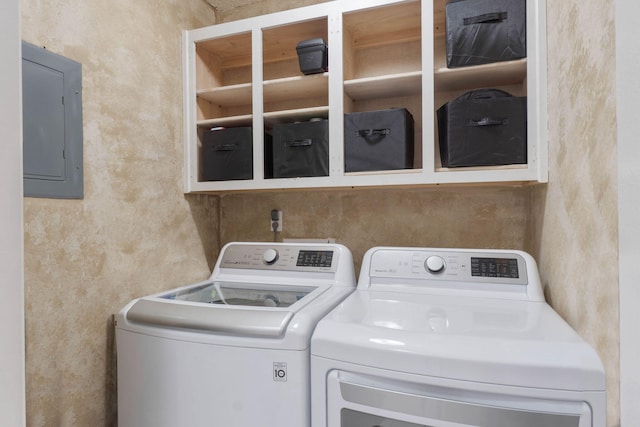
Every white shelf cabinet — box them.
[183,0,547,193]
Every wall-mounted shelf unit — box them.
[183,0,547,193]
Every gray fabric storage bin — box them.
[272,120,329,178]
[446,0,526,68]
[437,89,527,167]
[344,108,414,172]
[201,127,253,181]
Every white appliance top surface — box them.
[311,247,605,391]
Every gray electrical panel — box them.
[22,41,83,199]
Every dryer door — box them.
[326,371,593,427]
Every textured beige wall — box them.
[219,187,532,273]
[21,0,218,425]
[209,0,331,22]
[531,0,619,425]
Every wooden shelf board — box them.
[434,59,527,92]
[264,106,329,127]
[263,73,328,104]
[344,71,422,100]
[197,114,253,128]
[197,83,252,106]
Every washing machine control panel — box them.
[369,249,529,286]
[220,244,338,272]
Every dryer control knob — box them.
[425,256,445,273]
[262,248,279,265]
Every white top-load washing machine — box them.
[117,242,355,427]
[311,247,606,427]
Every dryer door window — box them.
[327,371,592,427]
[342,409,428,427]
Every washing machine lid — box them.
[311,290,606,392]
[126,281,321,337]
[164,281,315,307]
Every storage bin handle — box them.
[356,128,390,137]
[285,138,313,147]
[468,117,508,127]
[211,143,240,151]
[464,12,508,25]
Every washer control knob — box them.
[425,256,445,273]
[262,248,279,265]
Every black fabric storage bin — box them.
[201,127,253,181]
[437,89,526,167]
[272,120,329,178]
[296,38,328,75]
[344,108,414,172]
[446,0,526,68]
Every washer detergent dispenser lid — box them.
[311,247,605,392]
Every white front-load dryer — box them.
[116,242,356,427]
[311,247,606,427]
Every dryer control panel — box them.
[367,248,530,286]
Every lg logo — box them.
[273,362,287,382]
